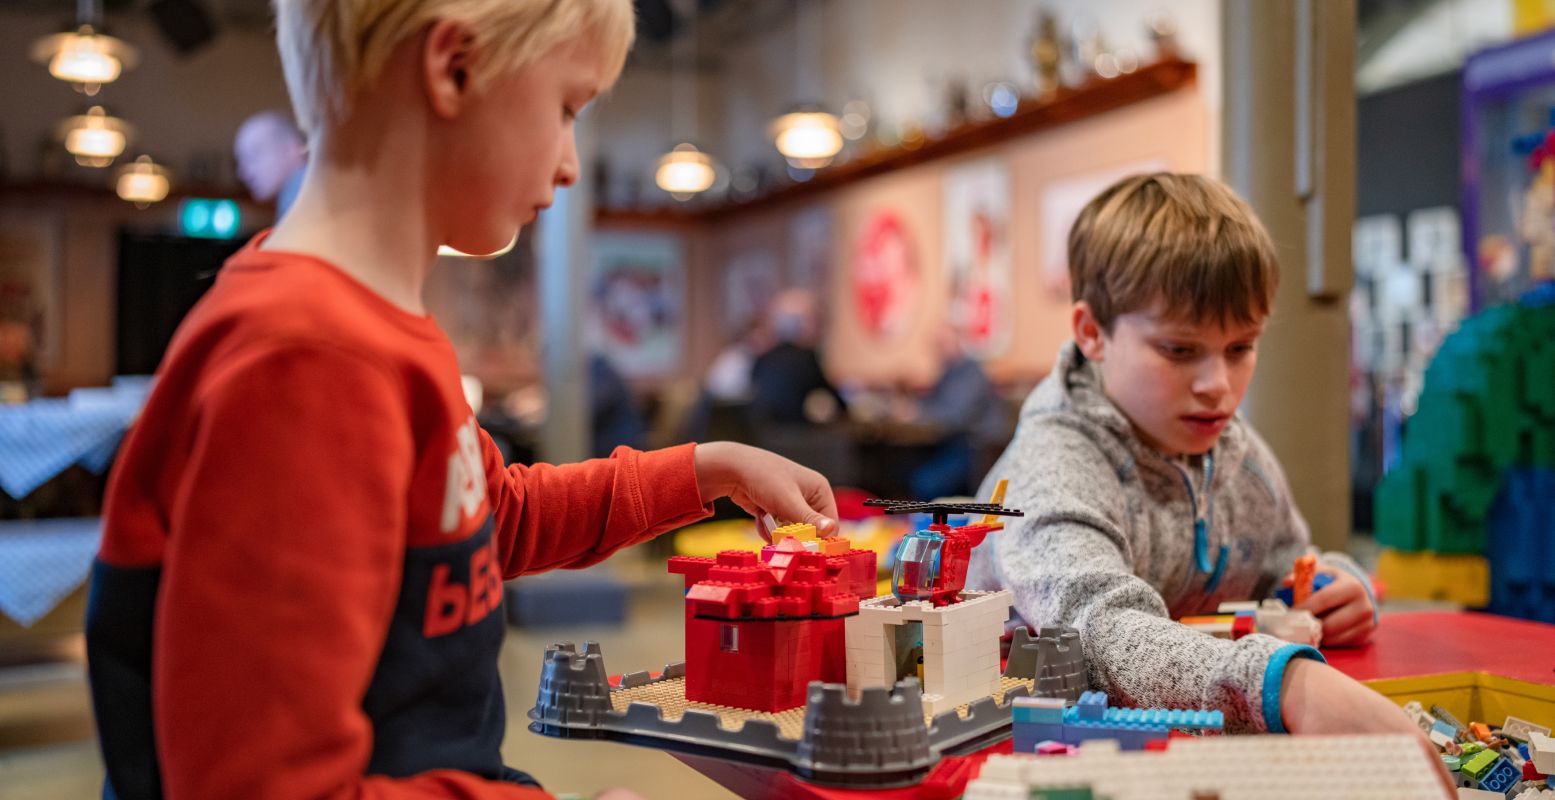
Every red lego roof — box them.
[668,537,876,621]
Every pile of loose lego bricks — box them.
[1404,701,1555,799]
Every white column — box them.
[1221,0,1356,552]
[536,116,594,464]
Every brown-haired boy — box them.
[967,173,1443,762]
[86,2,836,797]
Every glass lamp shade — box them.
[770,109,843,168]
[32,26,138,94]
[655,143,716,199]
[116,156,170,207]
[60,106,132,167]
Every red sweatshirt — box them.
[87,233,711,799]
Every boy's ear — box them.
[423,19,477,119]
[1073,301,1106,362]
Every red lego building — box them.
[667,532,877,712]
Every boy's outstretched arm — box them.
[138,345,550,799]
[483,435,838,577]
[993,422,1322,733]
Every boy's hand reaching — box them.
[694,442,839,542]
[1281,567,1377,647]
[1280,659,1454,798]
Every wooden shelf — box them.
[596,57,1196,226]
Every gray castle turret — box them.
[1003,626,1087,701]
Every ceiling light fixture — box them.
[771,1,841,168]
[60,105,131,167]
[655,0,718,199]
[116,155,170,207]
[30,1,138,95]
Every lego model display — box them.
[1372,290,1555,622]
[529,492,1103,787]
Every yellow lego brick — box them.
[1375,548,1490,606]
[820,537,851,556]
[770,522,817,541]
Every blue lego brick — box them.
[1076,687,1113,719]
[1013,696,1067,753]
[1032,691,1224,751]
[1433,719,1459,740]
[1060,693,1225,733]
[1477,755,1520,794]
[1485,467,1555,625]
[1276,571,1335,606]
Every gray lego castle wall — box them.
[1002,626,1087,701]
[795,679,935,783]
[530,641,1041,789]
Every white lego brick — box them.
[1218,600,1259,613]
[1531,732,1555,775]
[1504,715,1552,742]
[1429,728,1456,748]
[1460,789,1508,800]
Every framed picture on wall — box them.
[590,232,684,377]
[0,209,63,378]
[1038,160,1166,301]
[850,209,920,341]
[944,158,1014,359]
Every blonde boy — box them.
[87,2,836,798]
[967,174,1434,744]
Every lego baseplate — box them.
[964,733,1451,799]
[528,641,1044,788]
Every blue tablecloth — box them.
[0,517,102,627]
[0,377,151,500]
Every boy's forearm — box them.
[1080,603,1321,733]
[484,436,711,577]
[1009,533,1316,733]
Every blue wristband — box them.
[1262,643,1326,733]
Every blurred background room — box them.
[2,0,1553,796]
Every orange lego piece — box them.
[1293,554,1318,605]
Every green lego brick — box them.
[1462,748,1499,779]
[1374,467,1424,551]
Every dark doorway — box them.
[115,230,243,375]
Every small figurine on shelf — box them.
[1028,9,1062,99]
[1148,10,1180,61]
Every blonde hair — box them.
[273,0,635,134]
[1068,172,1279,331]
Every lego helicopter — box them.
[866,479,1023,607]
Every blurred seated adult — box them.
[591,352,647,458]
[908,325,1008,498]
[704,317,771,403]
[749,289,845,425]
[234,110,307,220]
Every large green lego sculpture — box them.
[1374,290,1555,555]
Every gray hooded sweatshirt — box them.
[966,342,1371,733]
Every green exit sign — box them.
[179,198,240,239]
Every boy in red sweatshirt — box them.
[86,2,838,797]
